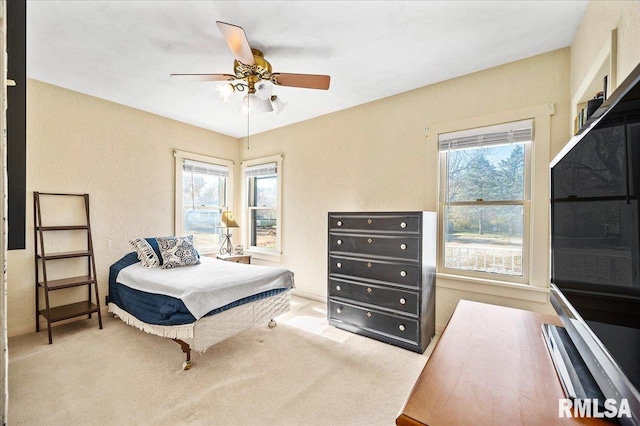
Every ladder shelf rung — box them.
[36,250,91,260]
[35,192,87,197]
[38,275,96,290]
[37,225,89,231]
[39,301,99,323]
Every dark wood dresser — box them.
[327,212,436,353]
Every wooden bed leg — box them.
[173,339,192,370]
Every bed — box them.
[108,250,295,370]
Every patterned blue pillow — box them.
[144,237,164,266]
[156,235,201,269]
[129,238,161,268]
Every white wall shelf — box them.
[571,28,617,135]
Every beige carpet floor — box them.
[8,296,436,426]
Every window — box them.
[174,150,234,253]
[438,120,532,281]
[241,155,283,258]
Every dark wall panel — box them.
[7,0,27,250]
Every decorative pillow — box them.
[156,235,201,269]
[144,237,164,265]
[129,237,161,268]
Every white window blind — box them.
[244,162,277,178]
[439,119,533,151]
[183,159,229,177]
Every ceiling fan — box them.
[171,21,331,112]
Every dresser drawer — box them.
[329,233,420,261]
[329,214,421,234]
[329,278,419,315]
[329,255,420,288]
[329,300,419,344]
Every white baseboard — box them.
[290,289,326,303]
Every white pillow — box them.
[156,235,201,269]
[129,238,161,268]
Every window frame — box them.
[241,154,283,261]
[438,127,532,284]
[428,103,554,300]
[174,150,234,254]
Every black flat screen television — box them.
[549,61,640,424]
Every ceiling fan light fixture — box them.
[242,93,273,114]
[270,95,287,114]
[216,83,235,102]
[255,80,273,101]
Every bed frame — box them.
[108,289,291,370]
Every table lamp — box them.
[218,211,239,255]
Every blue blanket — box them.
[108,253,287,326]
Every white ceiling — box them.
[27,1,588,138]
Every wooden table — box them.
[216,253,251,264]
[396,300,605,425]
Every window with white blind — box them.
[174,150,234,253]
[438,120,532,281]
[241,154,283,258]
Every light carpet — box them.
[8,296,436,426]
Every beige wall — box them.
[241,48,572,328]
[562,1,640,158]
[7,80,239,336]
[240,0,640,330]
[9,0,640,336]
[571,0,640,99]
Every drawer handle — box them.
[367,238,373,244]
[367,262,372,268]
[399,324,406,331]
[400,270,407,277]
[366,287,372,294]
[336,262,342,268]
[400,222,407,228]
[336,308,342,314]
[400,243,407,250]
[366,312,372,318]
[336,285,341,291]
[337,220,342,227]
[367,219,372,224]
[400,298,406,305]
[337,239,343,245]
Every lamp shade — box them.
[271,95,287,113]
[254,80,273,101]
[216,83,235,102]
[242,93,273,114]
[219,211,239,228]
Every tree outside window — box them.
[440,121,531,278]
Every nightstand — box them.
[216,254,251,264]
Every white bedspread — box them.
[116,256,294,319]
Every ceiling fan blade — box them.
[170,73,235,82]
[271,73,331,90]
[216,21,255,66]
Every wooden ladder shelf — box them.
[34,192,103,343]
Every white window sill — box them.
[436,272,550,304]
[244,249,282,263]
